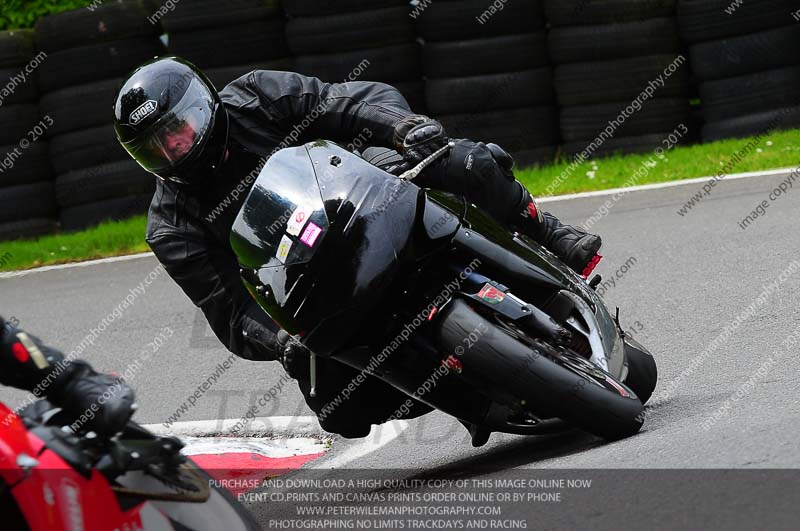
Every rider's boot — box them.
[459,420,491,447]
[513,196,603,278]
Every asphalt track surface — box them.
[2,169,800,529]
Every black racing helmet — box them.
[114,56,229,185]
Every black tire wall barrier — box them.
[0,0,798,240]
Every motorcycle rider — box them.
[0,316,136,437]
[113,56,602,439]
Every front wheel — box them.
[622,336,658,405]
[436,299,644,440]
[117,464,263,530]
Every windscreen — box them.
[231,146,329,270]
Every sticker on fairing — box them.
[276,234,293,263]
[477,283,505,304]
[286,205,312,236]
[300,222,322,247]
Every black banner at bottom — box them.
[205,469,799,530]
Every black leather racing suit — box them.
[145,71,530,437]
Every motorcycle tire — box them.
[561,132,684,160]
[423,33,548,79]
[40,78,122,137]
[286,7,414,55]
[37,37,163,93]
[0,66,38,104]
[293,44,420,84]
[55,160,154,208]
[554,54,690,107]
[0,141,50,188]
[511,145,558,168]
[622,338,658,405]
[0,218,56,242]
[154,465,264,530]
[161,0,281,32]
[59,193,152,232]
[0,104,38,145]
[49,124,129,175]
[702,105,800,142]
[689,24,800,82]
[699,65,800,123]
[167,19,288,70]
[436,299,644,440]
[284,0,407,17]
[559,98,690,142]
[545,0,676,27]
[0,30,35,68]
[0,182,56,224]
[437,106,559,152]
[417,0,544,42]
[34,0,157,52]
[425,68,554,115]
[677,0,792,43]
[547,18,680,64]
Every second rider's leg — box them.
[412,140,603,276]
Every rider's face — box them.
[162,117,197,159]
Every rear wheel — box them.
[436,299,644,440]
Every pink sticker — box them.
[299,222,322,247]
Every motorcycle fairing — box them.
[450,201,626,378]
[232,142,421,353]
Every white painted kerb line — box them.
[538,167,796,203]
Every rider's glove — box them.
[485,143,516,177]
[393,115,449,166]
[1,318,136,437]
[276,330,311,378]
[49,360,136,438]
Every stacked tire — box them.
[546,0,691,159]
[678,0,800,141]
[417,0,557,167]
[164,0,291,89]
[35,0,164,231]
[0,30,56,241]
[285,0,426,112]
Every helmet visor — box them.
[121,78,214,174]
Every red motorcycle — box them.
[0,398,262,531]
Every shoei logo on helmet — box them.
[130,99,158,125]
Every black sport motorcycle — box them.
[231,141,657,444]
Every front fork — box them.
[309,353,318,397]
[450,268,571,346]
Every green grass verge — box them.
[0,0,90,31]
[2,128,799,272]
[0,216,148,271]
[516,128,800,196]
